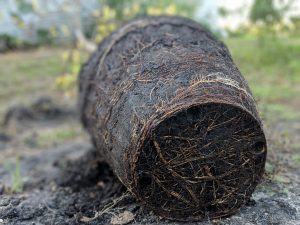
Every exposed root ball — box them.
[79,16,267,221]
[136,103,266,219]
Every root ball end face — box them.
[79,16,267,221]
[135,103,266,220]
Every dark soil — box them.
[136,103,265,219]
[0,98,299,225]
[0,142,299,225]
[3,96,75,127]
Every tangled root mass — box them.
[79,16,267,221]
[137,103,266,219]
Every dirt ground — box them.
[0,47,299,224]
[0,96,298,225]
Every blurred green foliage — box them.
[36,29,55,45]
[0,48,67,118]
[0,34,23,52]
[55,49,83,97]
[36,126,80,147]
[56,0,199,95]
[15,0,34,13]
[2,0,300,121]
[226,34,300,121]
[0,2,52,51]
[92,0,199,42]
[250,0,281,24]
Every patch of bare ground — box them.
[0,98,299,224]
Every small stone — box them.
[110,211,135,225]
[97,181,105,188]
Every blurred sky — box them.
[198,0,300,30]
[0,0,300,42]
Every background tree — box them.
[250,0,282,25]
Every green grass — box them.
[0,48,79,118]
[36,126,81,147]
[225,35,300,121]
[292,154,300,164]
[260,103,300,121]
[0,48,66,82]
[3,155,23,193]
[265,162,274,173]
[0,37,299,122]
